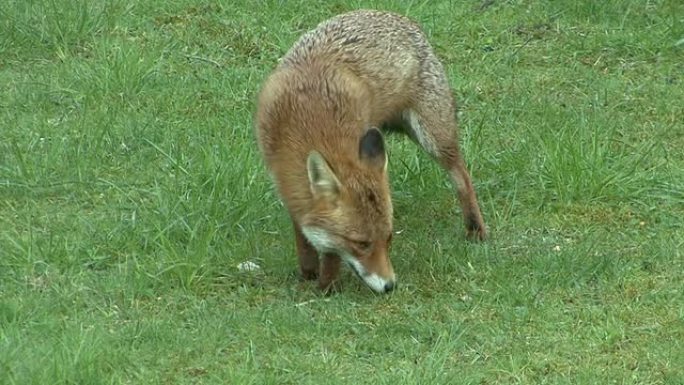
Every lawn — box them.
[1,0,683,384]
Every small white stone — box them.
[237,261,261,272]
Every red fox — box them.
[255,10,487,294]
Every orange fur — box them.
[255,10,486,293]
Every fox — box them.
[254,9,487,294]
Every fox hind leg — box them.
[401,97,487,240]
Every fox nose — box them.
[383,280,396,293]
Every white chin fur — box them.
[361,272,391,293]
[345,256,393,293]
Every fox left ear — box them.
[359,127,387,171]
[307,151,341,200]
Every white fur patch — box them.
[402,109,438,155]
[301,226,336,253]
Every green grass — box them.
[1,0,683,383]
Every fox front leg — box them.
[318,253,342,293]
[293,220,319,280]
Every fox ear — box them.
[359,127,387,170]
[307,151,340,199]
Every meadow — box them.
[1,0,683,383]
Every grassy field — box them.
[1,0,683,383]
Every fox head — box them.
[300,128,396,293]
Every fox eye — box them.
[343,236,372,251]
[356,240,372,250]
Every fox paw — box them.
[299,268,319,281]
[466,225,487,242]
[318,279,342,295]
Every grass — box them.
[1,0,683,383]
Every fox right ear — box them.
[307,151,340,199]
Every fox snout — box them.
[344,250,396,294]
